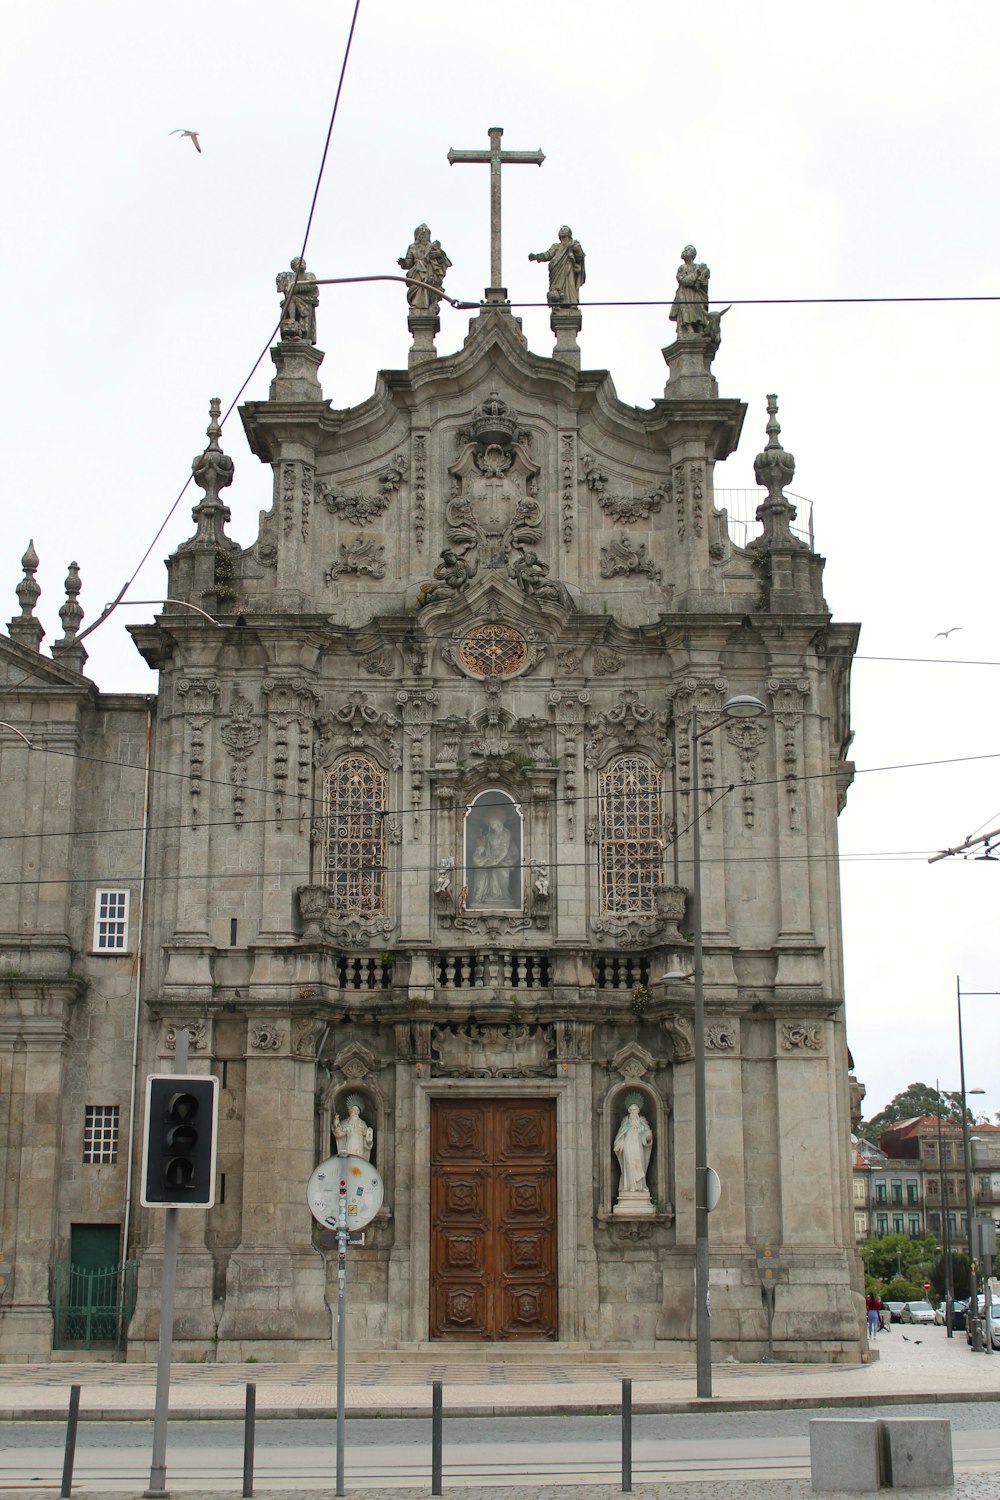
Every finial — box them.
[750,394,800,550]
[9,540,44,652]
[188,396,235,544]
[51,561,88,673]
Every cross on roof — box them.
[448,126,545,302]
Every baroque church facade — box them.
[0,185,865,1361]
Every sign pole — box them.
[145,1027,188,1497]
[336,1175,347,1498]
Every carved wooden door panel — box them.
[430,1098,557,1340]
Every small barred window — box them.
[93,889,129,951]
[598,756,663,915]
[322,755,387,917]
[83,1105,120,1165]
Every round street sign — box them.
[307,1155,384,1230]
[706,1167,721,1213]
[924,1281,931,1291]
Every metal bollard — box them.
[60,1384,81,1499]
[431,1380,443,1497]
[621,1376,632,1493]
[242,1382,256,1498]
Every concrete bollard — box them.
[809,1419,881,1492]
[810,1416,954,1492]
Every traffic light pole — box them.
[336,1176,347,1498]
[145,1028,187,1498]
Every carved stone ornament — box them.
[165,1020,208,1052]
[654,883,687,940]
[583,455,669,523]
[431,1023,555,1077]
[220,695,261,826]
[443,622,546,681]
[781,1022,824,1052]
[325,537,387,581]
[662,1012,694,1062]
[331,1040,380,1082]
[297,883,329,942]
[706,1020,738,1052]
[600,534,661,583]
[294,1018,326,1056]
[610,1041,656,1081]
[591,916,660,949]
[324,916,393,948]
[319,454,405,525]
[251,1022,285,1051]
[592,648,623,676]
[447,394,541,572]
[725,717,767,829]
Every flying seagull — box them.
[933,626,961,639]
[170,129,202,153]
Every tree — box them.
[930,1250,970,1302]
[859,1231,939,1286]
[856,1082,967,1144]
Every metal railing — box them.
[715,489,815,551]
[51,1259,137,1352]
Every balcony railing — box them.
[715,489,815,551]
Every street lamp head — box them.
[721,694,767,720]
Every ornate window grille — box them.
[598,755,662,915]
[322,755,387,917]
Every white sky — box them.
[3,1,998,1125]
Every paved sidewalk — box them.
[1,1322,998,1421]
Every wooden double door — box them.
[430,1097,557,1340]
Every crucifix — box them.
[448,126,544,302]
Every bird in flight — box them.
[933,626,961,639]
[170,129,202,153]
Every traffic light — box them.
[141,1074,219,1208]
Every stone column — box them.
[215,1016,327,1355]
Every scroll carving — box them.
[431,1023,555,1077]
[319,454,405,525]
[583,455,668,522]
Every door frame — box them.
[410,1077,583,1343]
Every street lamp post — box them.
[689,693,766,1399]
[956,978,998,1353]
[935,1083,954,1336]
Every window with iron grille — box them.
[83,1105,119,1165]
[598,756,662,915]
[322,755,387,917]
[93,889,129,951]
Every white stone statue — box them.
[529,225,586,306]
[333,1102,373,1161]
[435,856,453,894]
[612,1101,655,1216]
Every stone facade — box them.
[0,231,865,1362]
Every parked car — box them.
[934,1298,968,1327]
[900,1300,936,1325]
[966,1298,1000,1350]
[883,1301,906,1324]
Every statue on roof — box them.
[669,244,711,337]
[529,225,586,306]
[276,256,319,343]
[398,224,451,311]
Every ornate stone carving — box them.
[360,649,395,678]
[592,648,623,676]
[262,677,317,834]
[294,1018,326,1056]
[324,915,393,947]
[591,915,660,949]
[398,223,451,311]
[583,455,668,523]
[325,537,387,581]
[781,1022,823,1052]
[431,1023,555,1077]
[725,718,767,829]
[177,676,220,824]
[280,460,314,540]
[276,256,319,343]
[706,1021,738,1051]
[445,912,532,938]
[529,225,585,306]
[251,1022,284,1051]
[297,883,329,942]
[610,1042,656,1081]
[654,883,687,940]
[313,692,401,768]
[319,455,405,525]
[220,694,261,826]
[662,1012,694,1061]
[165,1020,208,1052]
[434,856,455,912]
[600,534,661,583]
[411,430,429,552]
[508,550,570,606]
[768,677,810,831]
[560,432,576,546]
[583,689,655,767]
[446,395,541,572]
[416,548,478,608]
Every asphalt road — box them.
[3,1404,1000,1490]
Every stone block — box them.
[883,1419,953,1490]
[809,1419,881,1492]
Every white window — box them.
[93,889,129,951]
[83,1104,119,1164]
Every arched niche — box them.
[463,789,523,912]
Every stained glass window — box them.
[323,755,387,917]
[458,623,528,677]
[598,755,662,915]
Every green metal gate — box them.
[51,1259,137,1352]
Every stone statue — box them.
[529,225,586,306]
[435,856,453,894]
[416,548,477,607]
[669,244,710,337]
[471,814,518,907]
[333,1102,373,1161]
[531,860,549,899]
[276,256,319,342]
[399,224,450,310]
[613,1102,653,1200]
[509,549,565,604]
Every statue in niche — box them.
[669,244,710,337]
[529,225,586,305]
[466,797,521,910]
[613,1100,655,1216]
[416,548,477,608]
[276,257,319,343]
[435,857,454,895]
[333,1101,374,1161]
[531,861,549,899]
[398,224,451,310]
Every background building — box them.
[0,209,864,1362]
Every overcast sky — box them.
[4,1,998,1126]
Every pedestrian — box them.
[866,1292,880,1338]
